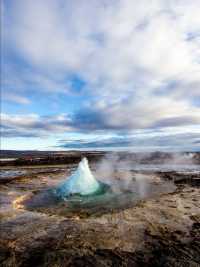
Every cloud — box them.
[1,128,40,138]
[2,105,200,139]
[2,0,200,149]
[1,113,72,138]
[1,112,200,151]
[72,96,200,130]
[58,132,200,152]
[2,92,31,105]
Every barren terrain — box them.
[0,152,200,267]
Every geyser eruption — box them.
[18,155,176,218]
[56,158,104,198]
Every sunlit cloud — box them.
[1,0,200,150]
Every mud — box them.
[0,160,199,267]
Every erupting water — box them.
[56,158,102,198]
[17,158,177,217]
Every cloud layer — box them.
[1,0,200,150]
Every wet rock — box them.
[0,165,200,266]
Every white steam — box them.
[95,154,154,196]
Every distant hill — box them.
[0,150,104,158]
[0,150,199,166]
[0,150,106,166]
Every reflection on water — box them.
[0,170,27,179]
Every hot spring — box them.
[18,157,176,218]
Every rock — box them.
[0,165,200,266]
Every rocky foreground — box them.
[0,165,200,267]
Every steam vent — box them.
[55,157,106,198]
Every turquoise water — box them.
[23,177,175,217]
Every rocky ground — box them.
[0,162,200,267]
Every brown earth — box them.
[0,165,199,267]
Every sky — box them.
[1,0,200,151]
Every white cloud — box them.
[2,92,31,105]
[79,94,200,130]
[2,0,200,138]
[1,113,72,137]
[1,112,200,152]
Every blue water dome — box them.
[56,158,101,198]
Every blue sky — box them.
[1,0,200,151]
